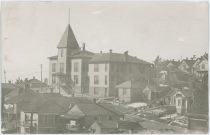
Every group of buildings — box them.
[2,22,208,133]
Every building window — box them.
[178,99,181,106]
[74,75,78,84]
[94,88,98,95]
[94,64,99,72]
[123,89,127,95]
[94,75,99,85]
[52,63,56,72]
[60,49,64,57]
[105,64,108,72]
[52,76,56,83]
[105,75,108,85]
[74,62,79,72]
[60,63,64,73]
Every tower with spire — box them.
[48,10,94,96]
[57,24,81,75]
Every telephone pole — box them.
[4,70,6,83]
[41,64,42,91]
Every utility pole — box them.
[4,70,6,83]
[41,64,42,91]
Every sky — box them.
[1,1,209,82]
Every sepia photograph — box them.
[1,1,209,134]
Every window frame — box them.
[94,75,99,85]
[94,64,99,72]
[105,75,108,85]
[74,75,79,84]
[52,63,56,72]
[178,99,182,106]
[94,88,98,95]
[60,63,64,73]
[74,62,79,72]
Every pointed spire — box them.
[68,8,70,25]
[57,9,80,50]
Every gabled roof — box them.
[182,59,196,68]
[167,60,180,67]
[181,89,194,97]
[75,103,115,116]
[98,103,125,116]
[165,88,193,98]
[6,92,92,114]
[89,53,151,64]
[57,24,80,50]
[2,83,19,96]
[116,81,132,88]
[71,50,94,58]
[28,78,48,88]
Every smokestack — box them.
[109,49,112,54]
[82,43,86,51]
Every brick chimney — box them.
[124,51,128,62]
[109,49,112,54]
[82,43,86,51]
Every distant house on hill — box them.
[192,54,208,80]
[166,60,180,71]
[28,77,49,93]
[178,59,196,73]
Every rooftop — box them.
[57,24,80,50]
[89,52,151,64]
[71,50,94,58]
[6,92,93,114]
[48,55,58,60]
[75,103,115,116]
[182,59,196,68]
